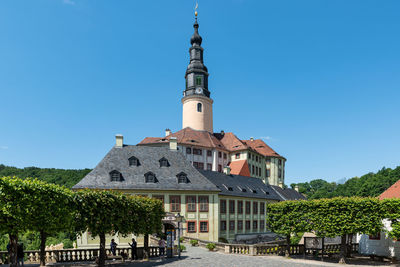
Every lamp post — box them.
[176,213,184,259]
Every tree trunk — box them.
[285,235,291,257]
[143,234,149,259]
[346,234,353,258]
[40,231,47,266]
[8,234,18,267]
[339,234,347,264]
[98,233,106,267]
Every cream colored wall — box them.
[266,158,285,186]
[182,95,213,133]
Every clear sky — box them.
[0,0,399,185]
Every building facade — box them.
[138,18,286,186]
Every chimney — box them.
[165,128,171,137]
[250,137,254,141]
[278,182,284,188]
[115,134,123,148]
[220,130,225,136]
[169,137,177,150]
[223,166,231,175]
[295,185,299,192]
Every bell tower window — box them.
[196,76,202,86]
[197,103,202,112]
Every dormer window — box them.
[110,170,123,182]
[159,157,170,167]
[237,186,247,192]
[197,103,202,112]
[128,156,140,166]
[176,172,190,184]
[144,172,158,183]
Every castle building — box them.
[139,17,286,187]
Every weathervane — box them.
[195,1,198,17]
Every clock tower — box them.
[182,15,213,133]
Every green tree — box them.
[0,177,35,267]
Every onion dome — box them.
[190,19,202,46]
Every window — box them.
[177,172,189,184]
[229,221,235,231]
[238,201,243,214]
[238,221,243,230]
[187,221,196,233]
[260,220,265,230]
[220,200,226,213]
[252,154,255,160]
[186,147,192,154]
[245,201,251,214]
[229,200,235,214]
[197,103,202,112]
[186,196,196,212]
[207,163,212,171]
[196,76,202,86]
[144,172,157,183]
[170,195,181,212]
[260,203,265,215]
[199,221,208,232]
[199,196,209,212]
[252,165,255,175]
[193,148,202,155]
[278,169,282,178]
[218,165,222,172]
[253,202,258,214]
[109,170,122,182]
[245,220,251,230]
[207,150,212,157]
[256,156,258,162]
[193,162,204,169]
[223,153,227,159]
[128,156,140,166]
[220,221,227,231]
[266,158,271,164]
[159,157,169,167]
[266,169,270,177]
[248,153,251,160]
[235,153,240,159]
[279,159,282,165]
[218,151,222,158]
[253,220,258,230]
[153,195,164,204]
[369,233,381,240]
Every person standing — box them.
[17,243,24,267]
[110,239,118,256]
[158,238,166,256]
[128,238,137,260]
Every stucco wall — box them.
[182,95,213,133]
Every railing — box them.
[0,246,161,264]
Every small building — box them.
[358,179,400,259]
[73,136,285,247]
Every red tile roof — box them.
[379,179,400,200]
[218,132,248,152]
[242,139,284,158]
[229,160,250,177]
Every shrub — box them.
[206,243,216,251]
[190,239,198,246]
[179,237,184,243]
[179,244,186,251]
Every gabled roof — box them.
[270,185,307,200]
[216,132,249,152]
[242,139,284,159]
[229,160,250,177]
[199,170,281,201]
[73,146,219,192]
[138,127,228,151]
[379,179,400,200]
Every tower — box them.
[182,13,213,133]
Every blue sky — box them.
[0,0,399,185]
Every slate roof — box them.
[73,145,220,191]
[198,170,281,201]
[270,185,307,200]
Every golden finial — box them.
[195,2,198,17]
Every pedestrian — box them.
[128,238,137,260]
[110,239,118,256]
[158,238,166,256]
[17,243,24,267]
